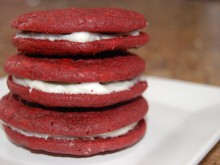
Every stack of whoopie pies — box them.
[0,8,149,156]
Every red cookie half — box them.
[4,119,146,156]
[11,8,147,34]
[0,93,148,136]
[7,76,147,107]
[4,52,145,83]
[12,32,149,56]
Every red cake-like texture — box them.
[11,8,147,33]
[4,52,145,83]
[7,76,147,107]
[12,32,149,56]
[0,93,148,136]
[4,119,146,156]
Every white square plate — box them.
[0,76,220,165]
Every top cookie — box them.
[11,8,146,34]
[11,8,148,55]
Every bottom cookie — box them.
[4,119,146,156]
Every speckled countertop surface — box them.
[0,0,219,164]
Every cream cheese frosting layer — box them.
[1,121,138,140]
[15,31,140,43]
[12,76,145,95]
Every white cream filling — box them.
[1,120,138,140]
[12,76,145,95]
[15,31,140,43]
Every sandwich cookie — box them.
[4,52,147,107]
[0,94,148,155]
[11,8,149,55]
